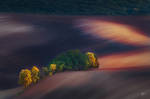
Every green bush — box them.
[41,67,49,76]
[49,50,91,71]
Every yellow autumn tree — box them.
[49,64,56,76]
[50,64,56,71]
[18,69,32,88]
[86,52,98,68]
[31,66,40,84]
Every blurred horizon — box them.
[0,0,150,15]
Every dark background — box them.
[0,0,150,15]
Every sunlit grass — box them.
[99,49,150,69]
[78,19,150,46]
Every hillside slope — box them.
[16,70,150,99]
[0,87,22,99]
[0,15,150,90]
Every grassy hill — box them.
[16,70,150,99]
[0,15,150,90]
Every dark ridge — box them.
[0,0,150,15]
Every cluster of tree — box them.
[18,66,40,88]
[18,50,99,88]
[42,50,98,75]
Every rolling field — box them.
[16,70,150,99]
[0,14,150,99]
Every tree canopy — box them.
[18,50,99,88]
[31,66,40,84]
[49,50,98,71]
[18,69,32,88]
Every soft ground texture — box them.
[16,70,150,99]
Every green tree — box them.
[50,50,90,71]
[42,67,49,76]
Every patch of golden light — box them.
[79,19,150,46]
[99,49,150,69]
